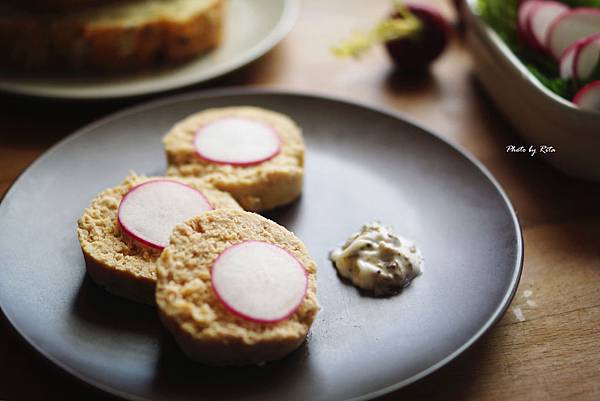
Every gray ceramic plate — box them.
[0,89,522,401]
[0,0,298,99]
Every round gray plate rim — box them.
[0,88,523,401]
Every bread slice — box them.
[156,209,319,365]
[77,173,241,305]
[164,107,305,212]
[0,0,224,71]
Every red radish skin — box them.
[573,33,600,81]
[118,180,213,250]
[385,3,449,72]
[526,1,569,52]
[573,80,600,111]
[452,0,463,16]
[559,41,577,79]
[560,34,600,79]
[211,241,308,324]
[546,8,600,60]
[194,117,282,166]
[518,0,545,48]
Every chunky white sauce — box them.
[329,221,423,296]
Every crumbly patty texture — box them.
[77,173,241,304]
[156,209,319,365]
[0,0,224,71]
[164,106,305,212]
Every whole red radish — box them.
[385,3,450,72]
[332,1,450,72]
[452,0,464,22]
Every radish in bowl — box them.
[518,0,547,48]
[573,80,600,110]
[526,0,570,52]
[560,33,600,80]
[546,7,600,60]
[573,33,600,81]
[559,39,578,78]
[481,0,600,110]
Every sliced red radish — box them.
[519,1,540,33]
[194,117,281,166]
[518,0,543,48]
[559,41,577,78]
[118,180,212,250]
[573,80,600,111]
[546,8,600,60]
[573,33,600,80]
[527,1,569,51]
[560,34,600,79]
[211,241,308,323]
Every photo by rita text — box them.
[506,145,556,157]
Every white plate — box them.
[464,0,600,181]
[0,0,298,99]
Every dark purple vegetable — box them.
[452,0,464,17]
[385,3,450,72]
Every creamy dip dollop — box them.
[329,221,423,296]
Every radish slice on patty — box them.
[527,1,569,51]
[573,81,600,111]
[118,180,212,249]
[546,8,600,60]
[211,241,308,323]
[194,117,281,166]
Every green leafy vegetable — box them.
[475,0,599,99]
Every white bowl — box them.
[464,0,600,181]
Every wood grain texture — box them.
[1,0,599,400]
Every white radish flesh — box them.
[574,34,600,80]
[118,180,212,249]
[546,8,600,60]
[194,117,281,166]
[211,241,307,323]
[573,81,600,111]
[528,1,569,50]
[560,42,577,78]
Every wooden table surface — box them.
[1,1,599,400]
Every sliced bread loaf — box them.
[0,0,224,71]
